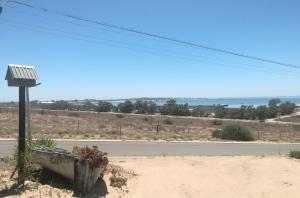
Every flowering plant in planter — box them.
[72,146,108,169]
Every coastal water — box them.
[107,97,300,108]
[170,97,300,107]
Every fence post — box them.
[119,122,122,137]
[156,120,160,135]
[279,131,282,139]
[77,120,79,135]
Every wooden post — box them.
[77,120,79,135]
[279,131,282,139]
[119,122,122,137]
[156,121,160,135]
[257,125,260,140]
[18,86,26,185]
[26,87,32,146]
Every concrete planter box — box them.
[32,146,107,195]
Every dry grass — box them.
[1,109,300,142]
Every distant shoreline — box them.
[104,97,300,108]
[104,96,300,101]
[1,96,300,108]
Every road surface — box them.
[1,140,300,157]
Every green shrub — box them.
[109,169,127,188]
[116,114,124,118]
[153,136,159,140]
[211,120,223,126]
[14,139,32,168]
[33,138,57,148]
[160,99,190,116]
[109,130,120,135]
[289,150,300,159]
[118,100,134,113]
[212,130,221,137]
[13,138,57,181]
[96,101,113,112]
[68,112,80,117]
[110,175,127,188]
[279,102,296,115]
[163,118,173,125]
[212,124,255,141]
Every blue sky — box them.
[0,0,300,101]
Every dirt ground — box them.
[0,160,133,198]
[276,115,300,123]
[112,156,300,198]
[1,156,300,198]
[1,109,300,142]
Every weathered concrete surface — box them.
[32,148,75,180]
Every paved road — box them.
[1,140,300,157]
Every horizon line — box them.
[1,95,300,103]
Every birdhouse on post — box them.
[5,64,38,87]
[5,64,38,185]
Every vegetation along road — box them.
[1,140,300,157]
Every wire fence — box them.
[1,109,300,141]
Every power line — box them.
[1,19,299,79]
[2,5,299,77]
[7,0,300,69]
[5,7,300,75]
[0,0,3,15]
[5,7,166,44]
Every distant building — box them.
[40,101,55,104]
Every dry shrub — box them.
[115,114,124,118]
[211,120,223,126]
[109,168,127,188]
[163,118,173,125]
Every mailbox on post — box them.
[5,64,39,185]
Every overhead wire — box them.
[6,0,300,69]
[2,7,300,76]
[1,19,299,79]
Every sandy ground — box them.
[113,156,300,198]
[1,156,300,197]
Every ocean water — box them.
[107,97,300,108]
